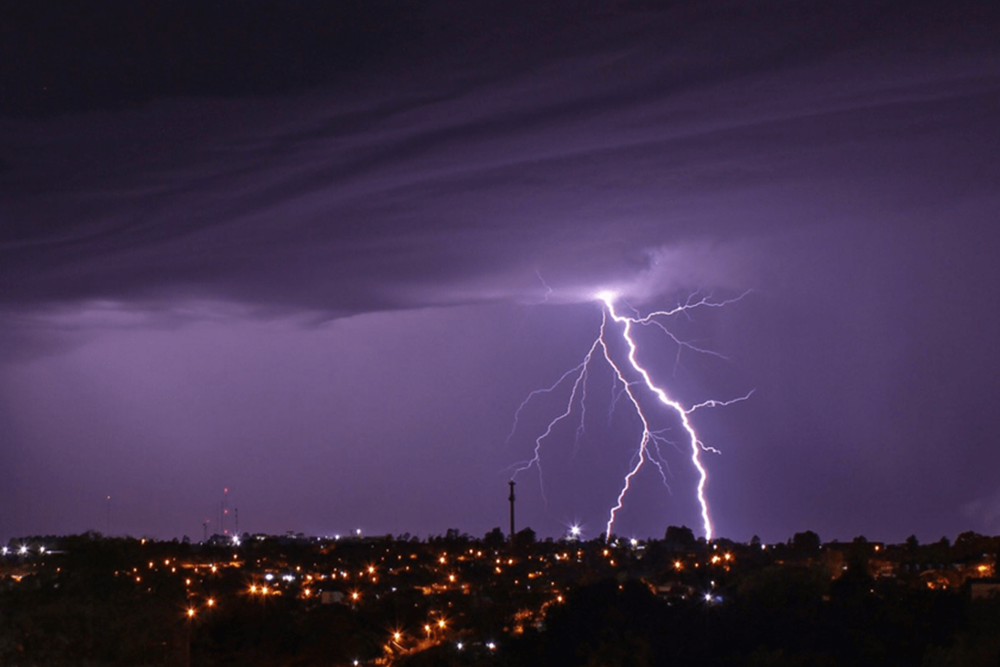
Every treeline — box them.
[479,576,1000,667]
[2,529,1000,666]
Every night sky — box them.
[2,0,999,545]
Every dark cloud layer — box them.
[4,0,997,312]
[1,1,998,544]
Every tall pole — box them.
[222,487,229,535]
[508,480,516,542]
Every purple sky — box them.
[2,0,999,544]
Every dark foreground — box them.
[2,530,999,666]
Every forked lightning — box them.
[509,290,751,540]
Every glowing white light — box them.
[486,641,497,650]
[569,525,581,538]
[18,545,28,555]
[594,289,619,305]
[264,573,274,581]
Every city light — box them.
[2,529,991,665]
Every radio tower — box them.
[221,487,230,535]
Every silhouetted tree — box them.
[954,531,990,560]
[792,531,821,556]
[516,527,536,546]
[664,525,696,549]
[484,527,505,549]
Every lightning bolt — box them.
[508,289,752,541]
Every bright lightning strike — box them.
[509,290,752,541]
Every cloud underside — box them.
[1,1,997,318]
